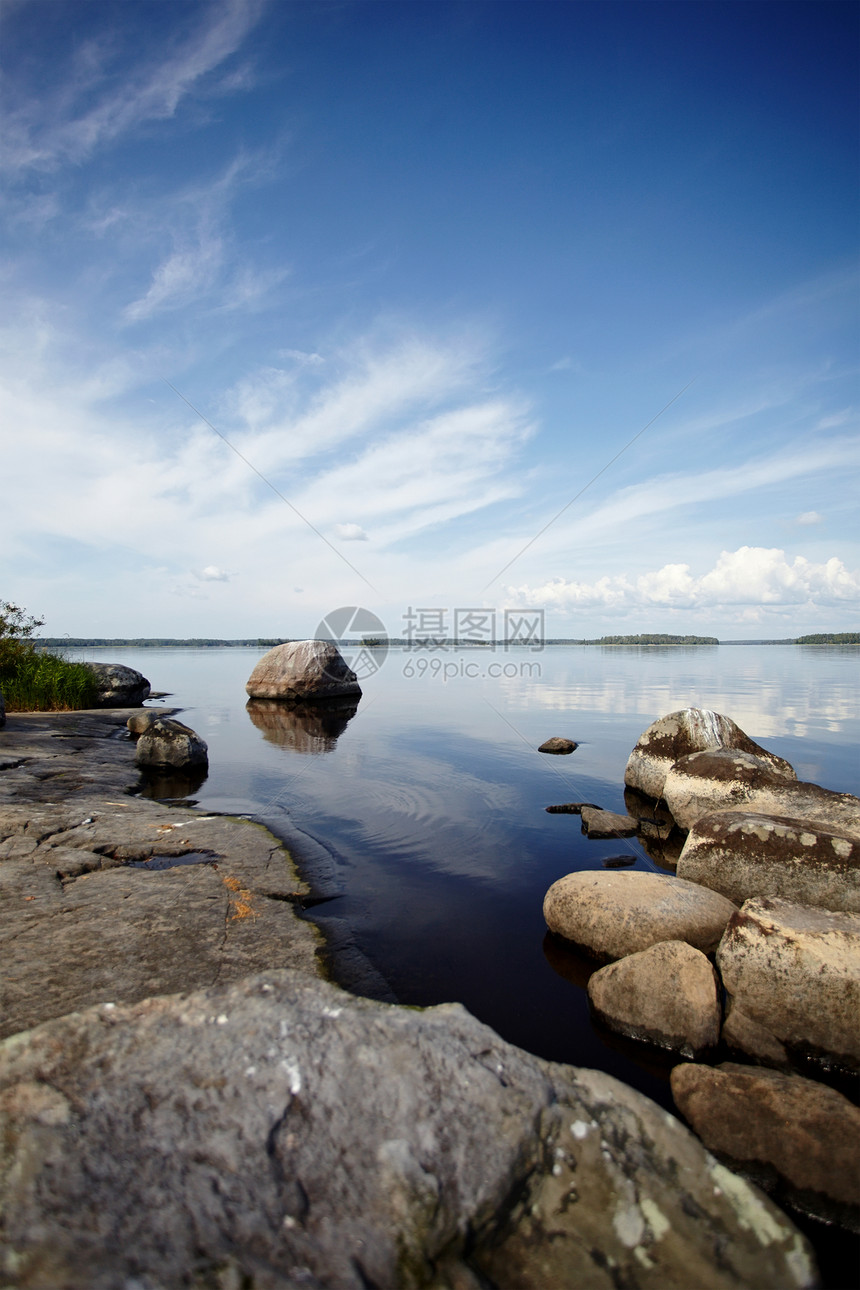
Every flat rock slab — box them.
[0,723,322,1039]
[0,970,817,1290]
[538,736,577,754]
[717,897,860,1075]
[543,870,738,962]
[587,940,721,1058]
[580,806,639,838]
[624,708,793,802]
[677,811,860,912]
[671,1061,860,1230]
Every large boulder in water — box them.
[246,640,361,702]
[716,897,860,1075]
[0,969,817,1290]
[677,811,860,913]
[624,708,793,802]
[81,661,150,707]
[133,717,208,771]
[543,870,738,961]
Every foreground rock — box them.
[543,870,738,961]
[580,806,639,838]
[624,708,793,801]
[81,660,151,706]
[0,970,818,1290]
[677,811,860,913]
[717,897,860,1075]
[246,640,362,702]
[671,1062,860,1231]
[587,940,721,1057]
[133,716,209,771]
[538,736,577,754]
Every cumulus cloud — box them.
[510,547,860,612]
[334,523,369,542]
[796,511,822,525]
[197,566,230,582]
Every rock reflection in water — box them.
[246,697,360,754]
[138,766,209,801]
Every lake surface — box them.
[71,642,860,1280]
[75,643,858,1092]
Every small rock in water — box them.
[538,736,577,754]
[580,806,638,838]
[545,802,600,814]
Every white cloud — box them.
[197,566,230,582]
[511,548,860,613]
[334,524,369,542]
[796,511,822,525]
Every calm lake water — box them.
[73,642,860,1279]
[75,643,859,1083]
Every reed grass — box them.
[0,650,97,711]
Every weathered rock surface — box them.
[246,639,362,702]
[538,736,577,754]
[134,716,209,770]
[664,752,860,838]
[671,1061,860,1230]
[0,791,321,1040]
[677,811,860,912]
[543,870,738,962]
[716,898,860,1074]
[81,660,151,706]
[247,696,359,754]
[0,713,321,1040]
[580,806,639,838]
[0,970,818,1290]
[663,748,797,831]
[624,708,793,802]
[587,940,721,1057]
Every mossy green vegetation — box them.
[0,601,97,711]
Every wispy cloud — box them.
[1,0,265,172]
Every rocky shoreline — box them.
[0,697,852,1288]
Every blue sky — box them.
[2,0,858,640]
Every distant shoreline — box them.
[37,635,859,649]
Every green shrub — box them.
[0,600,97,711]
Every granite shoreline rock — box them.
[0,970,819,1290]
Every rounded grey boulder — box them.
[81,661,151,707]
[246,640,361,702]
[134,718,208,771]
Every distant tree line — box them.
[794,632,859,645]
[588,634,720,645]
[37,638,292,648]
